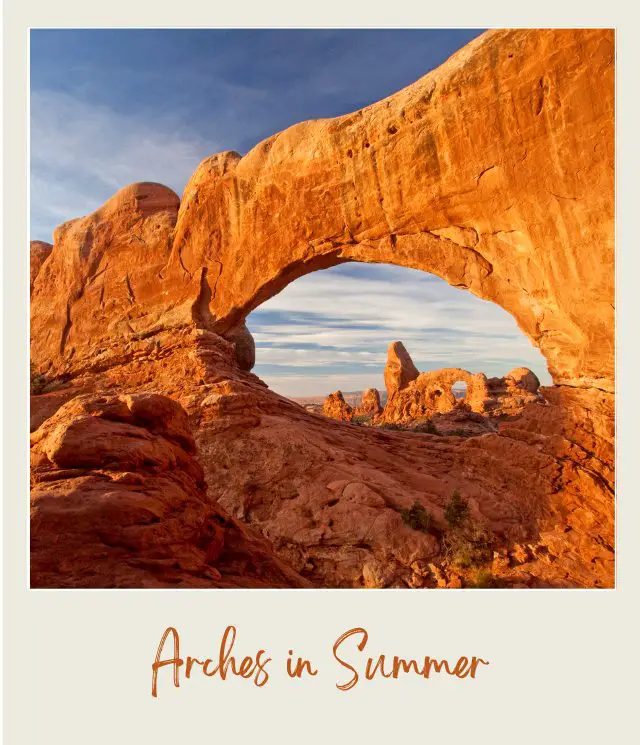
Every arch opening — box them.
[245,262,550,427]
[452,380,468,403]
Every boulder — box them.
[223,322,256,371]
[30,392,311,589]
[505,367,541,394]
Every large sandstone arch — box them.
[31,28,613,397]
[165,28,613,392]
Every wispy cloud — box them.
[30,90,215,240]
[30,29,483,240]
[249,265,551,397]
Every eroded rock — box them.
[31,30,614,393]
[30,240,53,295]
[355,388,383,418]
[323,390,354,422]
[384,342,420,398]
[30,392,311,588]
[382,344,541,424]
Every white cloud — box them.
[30,89,215,239]
[249,266,552,397]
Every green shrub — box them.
[444,489,470,529]
[30,362,47,395]
[379,422,402,431]
[441,489,494,570]
[400,500,433,532]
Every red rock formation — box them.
[29,323,613,588]
[323,390,354,422]
[382,344,541,424]
[29,29,614,589]
[30,392,310,588]
[31,30,614,395]
[384,364,486,422]
[384,342,420,399]
[505,367,541,394]
[30,240,52,294]
[355,388,382,418]
[485,370,543,417]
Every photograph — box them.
[28,27,614,590]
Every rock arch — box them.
[163,28,613,392]
[31,29,613,398]
[412,368,489,411]
[452,379,468,401]
[378,339,546,424]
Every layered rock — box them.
[30,392,310,588]
[29,319,613,588]
[190,351,613,588]
[323,390,353,422]
[355,388,383,418]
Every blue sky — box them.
[30,29,551,396]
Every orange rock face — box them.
[384,342,420,399]
[505,367,541,394]
[31,29,614,395]
[355,388,383,418]
[30,392,310,588]
[30,240,52,294]
[29,29,614,589]
[381,343,542,423]
[323,390,354,422]
[29,322,613,588]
